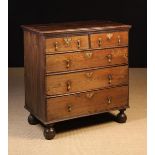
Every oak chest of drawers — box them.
[22,21,131,140]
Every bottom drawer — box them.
[47,86,128,122]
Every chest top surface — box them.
[21,20,131,34]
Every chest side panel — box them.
[24,31,46,122]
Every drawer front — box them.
[46,48,128,73]
[46,35,89,53]
[46,66,128,96]
[47,86,128,121]
[90,31,128,49]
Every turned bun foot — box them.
[116,109,127,123]
[44,126,56,140]
[28,114,39,125]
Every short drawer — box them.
[46,48,128,73]
[90,31,128,49]
[46,35,89,53]
[46,65,128,96]
[47,86,128,122]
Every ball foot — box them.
[116,109,127,123]
[28,114,39,125]
[44,126,56,140]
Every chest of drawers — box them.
[22,21,131,140]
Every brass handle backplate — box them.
[107,97,112,104]
[66,80,71,91]
[64,37,72,47]
[107,33,113,40]
[106,54,112,63]
[65,59,71,69]
[98,38,102,47]
[108,74,112,84]
[85,51,93,59]
[77,39,81,49]
[85,72,93,78]
[86,92,94,99]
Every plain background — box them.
[8,0,147,68]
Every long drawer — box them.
[47,86,128,122]
[46,48,128,73]
[46,65,128,96]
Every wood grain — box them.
[21,20,131,35]
[46,35,89,53]
[46,48,128,73]
[24,31,46,122]
[47,86,128,122]
[90,31,128,49]
[22,21,131,128]
[46,65,128,96]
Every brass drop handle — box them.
[98,38,102,47]
[65,59,71,69]
[85,72,93,78]
[106,54,112,63]
[86,92,94,99]
[107,97,112,104]
[118,35,121,45]
[85,51,93,59]
[124,53,128,58]
[77,39,81,49]
[67,105,72,112]
[55,41,58,51]
[66,80,71,91]
[108,74,112,84]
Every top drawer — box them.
[90,31,128,49]
[46,35,89,53]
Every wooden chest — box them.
[22,21,131,140]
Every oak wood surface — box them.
[22,21,130,127]
[46,35,89,53]
[24,31,46,122]
[90,31,128,49]
[46,47,128,73]
[46,65,128,96]
[21,20,131,34]
[47,86,128,122]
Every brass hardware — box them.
[86,92,94,99]
[107,97,112,104]
[106,54,112,63]
[66,80,71,91]
[118,35,121,45]
[77,39,81,49]
[98,38,102,47]
[64,37,72,47]
[108,74,112,84]
[55,41,58,51]
[107,33,113,40]
[67,105,72,112]
[65,59,71,69]
[85,72,93,78]
[124,53,128,57]
[85,51,93,59]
